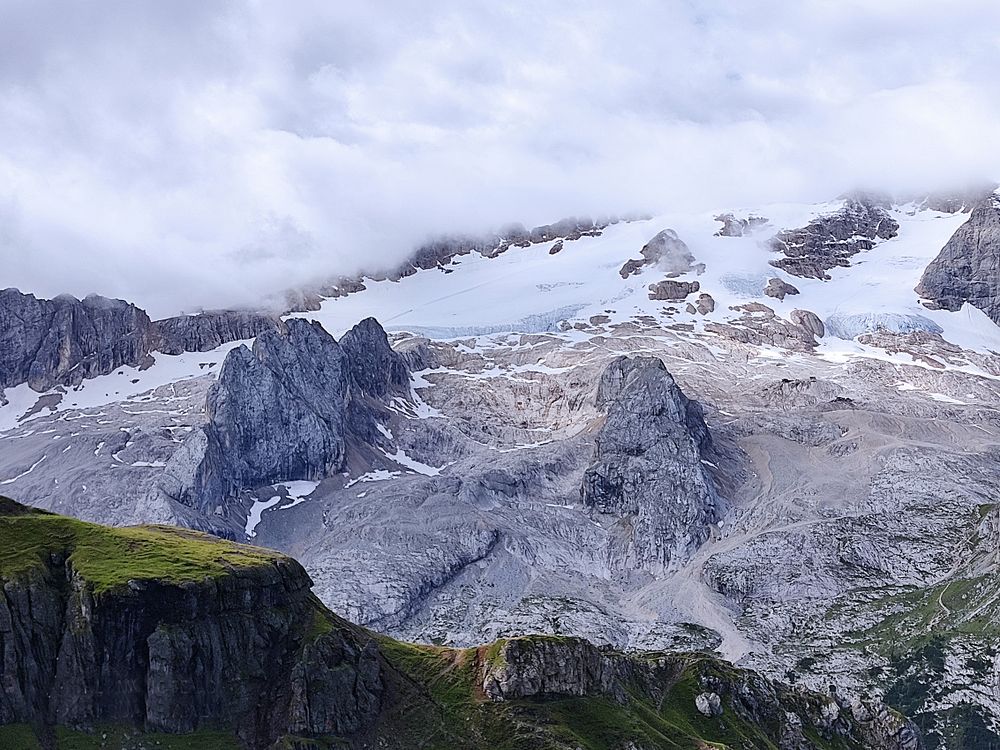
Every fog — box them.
[1,1,998,316]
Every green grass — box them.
[0,497,285,594]
[375,637,858,750]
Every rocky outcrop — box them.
[705,304,823,351]
[0,288,154,392]
[621,229,703,278]
[0,500,382,748]
[770,196,899,279]
[764,277,800,300]
[648,279,700,301]
[152,311,285,354]
[916,193,1000,323]
[715,213,769,237]
[791,309,825,338]
[581,357,721,570]
[159,317,409,513]
[481,636,922,750]
[0,288,293,396]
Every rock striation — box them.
[581,356,721,570]
[916,193,1000,323]
[0,288,293,396]
[0,288,154,392]
[159,317,409,513]
[769,196,899,279]
[152,311,285,354]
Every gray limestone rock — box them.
[160,317,409,513]
[152,310,285,354]
[648,279,701,301]
[916,194,1000,323]
[790,309,825,338]
[769,197,899,280]
[714,213,769,237]
[0,289,154,392]
[621,229,702,278]
[581,356,720,570]
[765,277,801,301]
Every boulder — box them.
[648,280,701,301]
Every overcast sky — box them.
[2,1,999,316]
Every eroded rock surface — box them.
[581,356,721,570]
[0,289,154,392]
[916,194,1000,323]
[769,196,899,279]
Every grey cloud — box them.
[1,1,999,316]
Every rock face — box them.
[621,229,703,278]
[916,194,1000,323]
[152,311,285,354]
[648,279,701,301]
[481,636,922,750]
[770,196,899,279]
[0,501,382,748]
[0,499,921,750]
[764,277,800,300]
[0,289,154,391]
[0,288,294,395]
[714,213,769,237]
[581,357,721,570]
[159,317,409,513]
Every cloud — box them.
[1,0,998,316]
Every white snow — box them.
[0,341,249,433]
[289,201,998,368]
[244,494,282,538]
[276,480,320,510]
[0,455,47,485]
[385,448,441,476]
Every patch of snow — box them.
[385,448,441,476]
[0,455,47,485]
[245,495,282,538]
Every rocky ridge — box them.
[769,196,900,279]
[916,191,1000,324]
[0,498,921,750]
[159,317,410,515]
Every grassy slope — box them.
[0,497,283,594]
[373,636,856,750]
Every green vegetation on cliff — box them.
[0,498,913,750]
[0,496,283,593]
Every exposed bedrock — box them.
[152,310,285,354]
[916,193,1000,323]
[769,196,899,280]
[620,228,704,278]
[481,637,922,749]
[581,356,721,571]
[158,317,409,514]
[0,288,154,392]
[0,533,381,746]
[0,288,295,395]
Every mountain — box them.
[0,497,919,750]
[2,190,1000,748]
